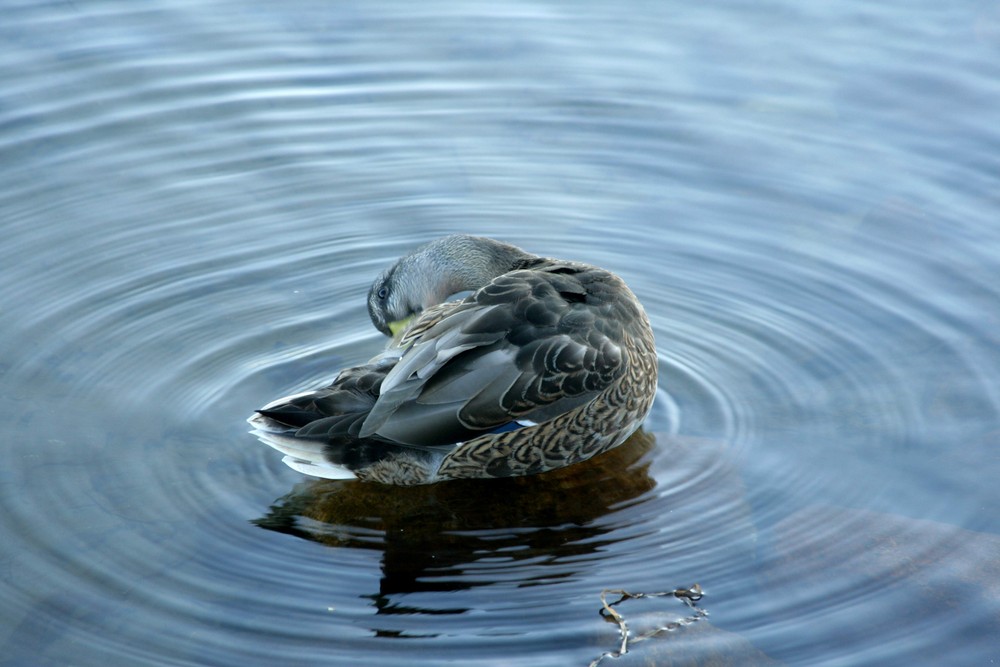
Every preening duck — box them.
[249,234,657,485]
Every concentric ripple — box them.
[2,1,1000,666]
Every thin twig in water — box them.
[590,584,707,667]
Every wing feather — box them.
[358,264,627,447]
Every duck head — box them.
[366,234,532,336]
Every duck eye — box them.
[377,286,388,300]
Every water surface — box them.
[2,1,999,665]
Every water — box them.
[2,1,999,665]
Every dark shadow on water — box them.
[254,431,658,600]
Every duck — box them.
[249,234,657,485]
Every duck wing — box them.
[359,262,628,447]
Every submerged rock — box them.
[761,505,1000,662]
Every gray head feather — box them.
[367,235,533,335]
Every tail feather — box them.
[256,363,386,433]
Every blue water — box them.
[2,2,999,665]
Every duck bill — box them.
[388,316,414,337]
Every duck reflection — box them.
[255,430,657,600]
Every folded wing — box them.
[359,264,626,447]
